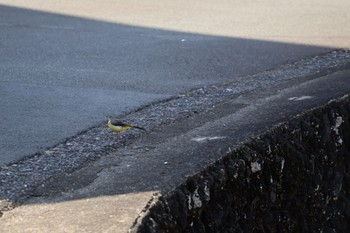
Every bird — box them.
[107,117,145,134]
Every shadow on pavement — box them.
[0,4,331,166]
[0,4,344,231]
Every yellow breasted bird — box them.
[107,118,145,133]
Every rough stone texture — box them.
[135,95,350,233]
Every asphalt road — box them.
[1,64,349,233]
[0,0,349,165]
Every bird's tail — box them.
[132,125,146,131]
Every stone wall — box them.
[135,95,350,233]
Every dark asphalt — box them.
[0,2,344,165]
[0,62,349,232]
[0,1,349,232]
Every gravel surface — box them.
[0,49,349,215]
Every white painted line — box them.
[288,96,314,101]
[191,136,226,142]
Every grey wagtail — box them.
[107,118,145,133]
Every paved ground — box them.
[0,56,349,232]
[1,0,350,165]
[0,1,350,232]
